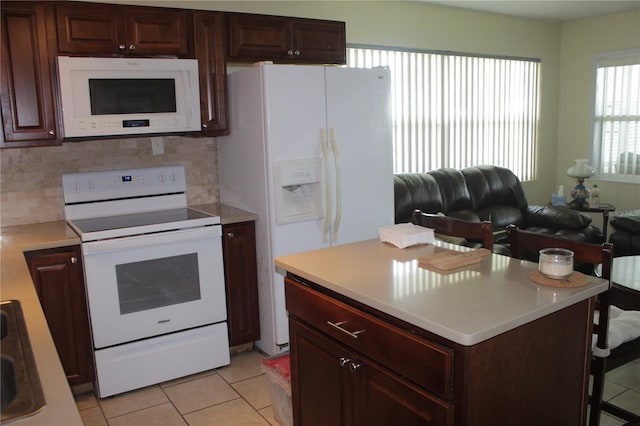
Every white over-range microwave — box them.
[57,56,201,138]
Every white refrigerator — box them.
[218,63,393,355]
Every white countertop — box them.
[275,239,609,346]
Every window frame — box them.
[590,48,640,184]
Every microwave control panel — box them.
[73,116,187,134]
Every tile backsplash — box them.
[0,136,218,227]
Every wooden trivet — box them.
[418,248,489,271]
[528,270,589,288]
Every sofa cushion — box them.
[525,205,592,230]
[430,168,473,213]
[461,166,528,212]
[394,174,444,223]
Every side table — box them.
[569,203,616,239]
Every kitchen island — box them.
[275,239,608,426]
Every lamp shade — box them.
[567,159,596,179]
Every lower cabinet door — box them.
[290,319,352,426]
[290,318,454,426]
[358,360,454,426]
[25,246,94,385]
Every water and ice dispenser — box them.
[274,158,324,225]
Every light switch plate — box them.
[151,137,164,155]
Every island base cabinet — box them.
[290,319,454,426]
[285,276,592,426]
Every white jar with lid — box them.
[539,248,574,279]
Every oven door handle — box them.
[82,226,221,255]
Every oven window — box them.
[116,253,201,315]
[88,79,177,115]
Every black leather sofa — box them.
[609,215,640,256]
[394,165,602,244]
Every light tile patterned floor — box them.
[76,350,281,426]
[76,350,639,425]
[596,358,640,426]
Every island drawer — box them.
[285,277,453,399]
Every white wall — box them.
[558,10,640,221]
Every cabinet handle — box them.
[226,232,235,238]
[48,130,55,136]
[287,49,293,56]
[349,360,362,372]
[129,44,136,51]
[338,357,350,368]
[326,321,365,339]
[202,124,208,128]
[118,44,126,50]
[294,50,300,56]
[71,257,77,264]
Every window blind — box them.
[347,46,540,180]
[592,51,640,181]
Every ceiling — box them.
[420,1,640,22]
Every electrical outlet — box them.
[151,137,164,155]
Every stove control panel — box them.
[62,166,187,204]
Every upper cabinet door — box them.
[292,21,345,64]
[193,11,228,135]
[1,2,60,147]
[227,14,291,61]
[227,13,346,65]
[55,2,125,55]
[55,2,191,57]
[124,7,191,57]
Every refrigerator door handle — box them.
[329,128,342,243]
[320,128,332,244]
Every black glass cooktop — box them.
[69,208,215,234]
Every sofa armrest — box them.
[524,205,592,230]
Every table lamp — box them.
[567,159,596,208]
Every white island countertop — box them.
[275,239,609,346]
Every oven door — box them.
[81,226,226,349]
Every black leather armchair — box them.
[395,165,602,243]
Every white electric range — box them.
[62,165,229,398]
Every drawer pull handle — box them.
[327,321,365,339]
[349,360,362,372]
[338,357,350,367]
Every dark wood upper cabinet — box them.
[193,11,228,135]
[55,2,192,57]
[227,13,345,64]
[1,1,60,147]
